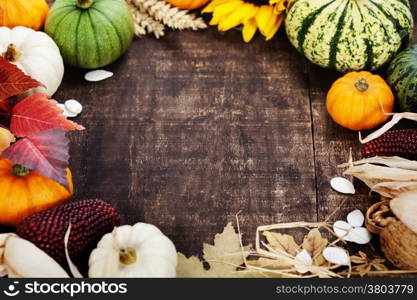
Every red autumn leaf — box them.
[2,129,70,189]
[0,98,16,127]
[0,57,44,99]
[10,93,85,137]
[0,98,16,112]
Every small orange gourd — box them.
[0,0,49,30]
[165,0,209,10]
[0,158,73,226]
[326,71,394,131]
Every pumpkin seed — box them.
[330,177,355,194]
[333,220,353,241]
[85,70,114,82]
[347,209,365,227]
[57,100,83,118]
[323,247,350,266]
[348,227,372,244]
[65,100,83,115]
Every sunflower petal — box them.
[210,0,243,26]
[242,18,257,42]
[255,5,275,36]
[203,0,232,13]
[270,0,288,12]
[265,13,284,40]
[218,3,258,31]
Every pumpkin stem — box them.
[2,44,20,62]
[77,0,94,9]
[119,248,137,265]
[354,78,369,92]
[12,165,31,177]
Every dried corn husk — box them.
[359,112,417,144]
[340,156,417,171]
[0,234,69,278]
[339,157,417,199]
[344,164,417,187]
[372,182,417,199]
[390,191,417,234]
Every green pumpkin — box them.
[386,45,417,112]
[285,0,413,72]
[45,0,134,69]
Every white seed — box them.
[294,249,312,274]
[323,247,350,266]
[65,99,83,115]
[333,220,353,241]
[348,227,372,244]
[56,103,77,118]
[347,209,365,227]
[330,177,355,194]
[85,70,113,82]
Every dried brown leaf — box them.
[263,231,300,257]
[302,229,328,258]
[176,223,251,278]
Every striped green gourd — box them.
[386,45,417,112]
[45,0,134,69]
[285,0,414,73]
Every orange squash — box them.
[326,71,394,131]
[165,0,209,10]
[0,158,73,226]
[0,0,49,30]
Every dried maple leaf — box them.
[350,251,388,277]
[245,231,300,272]
[0,127,15,154]
[177,223,251,278]
[2,129,70,189]
[0,57,43,99]
[10,94,85,137]
[302,229,328,266]
[263,231,300,257]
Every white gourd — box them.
[0,26,64,96]
[89,223,177,278]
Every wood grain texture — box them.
[57,30,317,255]
[2,1,416,268]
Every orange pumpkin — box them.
[0,0,49,30]
[326,71,394,131]
[0,158,73,226]
[165,0,209,10]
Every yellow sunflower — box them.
[202,0,290,42]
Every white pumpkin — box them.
[0,26,64,96]
[89,223,177,278]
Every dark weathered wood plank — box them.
[55,29,317,255]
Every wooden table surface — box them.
[43,1,417,257]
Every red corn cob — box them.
[16,199,120,273]
[362,129,417,160]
